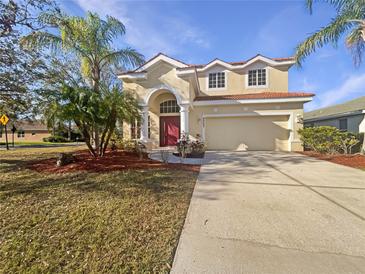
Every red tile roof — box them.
[194,92,315,101]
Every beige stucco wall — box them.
[0,131,50,143]
[123,63,191,104]
[197,63,289,96]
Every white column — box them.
[288,113,294,152]
[180,104,190,137]
[140,105,149,142]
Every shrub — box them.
[190,134,207,154]
[116,139,138,152]
[43,135,70,143]
[298,126,360,154]
[176,132,191,158]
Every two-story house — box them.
[118,53,314,151]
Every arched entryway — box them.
[140,86,189,148]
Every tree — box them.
[295,0,365,154]
[0,30,49,118]
[59,83,140,156]
[296,0,365,66]
[22,12,145,156]
[0,0,59,37]
[0,0,60,118]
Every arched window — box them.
[160,100,180,113]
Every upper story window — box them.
[160,100,180,113]
[208,72,225,89]
[248,69,266,87]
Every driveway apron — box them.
[171,151,365,274]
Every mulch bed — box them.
[28,150,200,173]
[300,151,365,169]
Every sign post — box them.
[0,114,10,150]
[11,125,16,147]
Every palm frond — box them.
[101,15,126,42]
[346,25,365,66]
[20,31,62,52]
[306,0,356,14]
[295,11,354,66]
[100,47,145,70]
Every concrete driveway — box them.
[172,151,365,273]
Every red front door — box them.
[160,116,180,146]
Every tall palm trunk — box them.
[92,69,100,155]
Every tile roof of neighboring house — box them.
[118,53,295,74]
[194,92,315,101]
[9,120,48,131]
[304,96,365,120]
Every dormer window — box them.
[248,69,266,87]
[208,72,225,89]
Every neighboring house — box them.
[0,121,50,143]
[118,53,314,151]
[304,96,365,133]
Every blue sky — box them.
[60,0,365,111]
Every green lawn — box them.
[0,147,198,272]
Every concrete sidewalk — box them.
[171,151,365,273]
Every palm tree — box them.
[296,0,365,154]
[295,0,365,66]
[22,12,144,156]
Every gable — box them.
[135,53,188,72]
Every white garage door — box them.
[205,116,290,151]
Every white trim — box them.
[144,84,186,106]
[136,54,188,72]
[206,71,227,91]
[118,73,147,80]
[176,55,295,76]
[288,114,294,151]
[193,96,313,106]
[245,68,268,89]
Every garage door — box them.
[205,116,290,151]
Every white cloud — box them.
[71,0,210,58]
[305,73,365,111]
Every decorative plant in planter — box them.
[176,133,206,158]
[190,134,206,157]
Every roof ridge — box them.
[306,95,365,114]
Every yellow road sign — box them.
[0,114,9,126]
